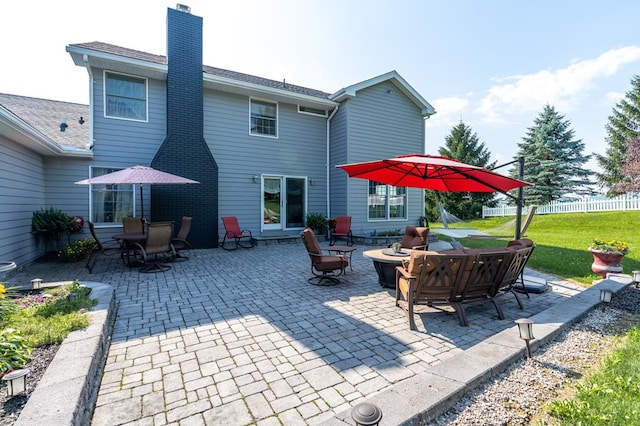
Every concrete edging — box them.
[322,274,632,426]
[15,281,115,426]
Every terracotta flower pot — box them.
[590,249,625,278]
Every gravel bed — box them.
[0,345,59,425]
[433,284,640,425]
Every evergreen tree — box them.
[595,74,640,195]
[512,104,592,205]
[424,121,497,221]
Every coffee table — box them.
[327,245,357,271]
[363,248,412,288]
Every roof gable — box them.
[329,71,436,118]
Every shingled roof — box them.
[68,42,332,100]
[0,93,90,151]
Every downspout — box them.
[83,54,95,151]
[326,105,339,219]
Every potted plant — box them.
[588,239,629,278]
[305,213,328,237]
[31,207,75,253]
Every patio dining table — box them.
[112,232,147,244]
[112,232,148,266]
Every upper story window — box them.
[368,181,407,220]
[298,106,328,117]
[105,72,148,121]
[250,99,277,137]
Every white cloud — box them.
[605,91,625,104]
[475,46,640,124]
[426,96,470,128]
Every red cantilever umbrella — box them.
[336,154,530,194]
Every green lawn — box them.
[433,210,640,285]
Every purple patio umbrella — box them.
[75,165,199,222]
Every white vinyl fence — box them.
[482,194,640,217]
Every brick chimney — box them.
[151,5,218,248]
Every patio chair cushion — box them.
[399,226,430,250]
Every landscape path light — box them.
[515,318,534,358]
[2,369,29,397]
[600,288,613,311]
[351,402,382,425]
[31,278,42,290]
[633,270,640,288]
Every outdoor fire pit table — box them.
[363,248,412,288]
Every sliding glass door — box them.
[262,176,306,231]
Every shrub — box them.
[0,328,31,376]
[305,213,328,236]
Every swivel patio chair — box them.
[397,226,430,250]
[85,221,127,273]
[221,216,254,250]
[300,228,349,286]
[171,216,192,260]
[132,222,176,273]
[329,215,353,246]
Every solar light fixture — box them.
[600,288,613,311]
[514,318,534,358]
[633,270,640,287]
[31,278,42,290]
[2,369,29,397]
[351,402,382,426]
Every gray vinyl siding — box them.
[0,137,45,268]
[91,70,167,164]
[329,102,348,216]
[82,69,167,226]
[332,81,426,236]
[204,90,328,238]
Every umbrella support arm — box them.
[491,157,525,239]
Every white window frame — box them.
[367,181,408,221]
[297,105,328,117]
[88,166,135,226]
[104,71,148,122]
[250,98,278,138]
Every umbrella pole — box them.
[140,184,145,234]
[515,157,524,240]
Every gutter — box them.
[326,105,340,219]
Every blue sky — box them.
[2,1,639,177]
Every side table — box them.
[327,245,357,271]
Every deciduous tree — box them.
[612,137,640,193]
